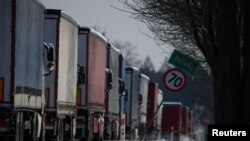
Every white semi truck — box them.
[44,9,78,141]
[125,67,141,140]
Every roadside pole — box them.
[139,99,164,141]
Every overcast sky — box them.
[40,0,172,70]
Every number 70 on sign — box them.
[163,68,187,92]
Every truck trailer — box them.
[146,83,159,133]
[77,27,110,141]
[0,0,45,140]
[139,74,149,136]
[106,43,125,140]
[187,110,194,138]
[161,102,182,141]
[156,90,163,139]
[44,9,78,141]
[118,54,126,141]
[75,27,88,141]
[181,106,189,136]
[125,67,141,140]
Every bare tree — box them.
[120,0,250,124]
[92,26,110,39]
[159,56,172,73]
[112,40,142,67]
[140,56,155,72]
[118,0,208,63]
[92,26,142,67]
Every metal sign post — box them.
[139,99,164,141]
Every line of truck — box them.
[0,0,198,141]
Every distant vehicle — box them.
[156,90,163,139]
[76,27,111,141]
[75,27,88,141]
[106,43,125,140]
[118,53,126,141]
[125,67,141,140]
[188,110,195,139]
[44,9,78,141]
[139,74,150,136]
[181,106,189,135]
[145,82,159,140]
[161,102,182,141]
[0,0,45,140]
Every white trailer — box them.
[125,67,141,140]
[119,54,126,141]
[44,9,78,141]
[0,0,45,140]
[156,90,163,139]
[106,44,122,140]
[139,74,150,134]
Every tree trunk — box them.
[242,0,250,123]
[213,0,242,124]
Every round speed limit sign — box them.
[163,68,187,92]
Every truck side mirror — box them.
[139,94,143,105]
[47,47,54,62]
[47,62,55,72]
[77,65,86,85]
[44,42,55,62]
[107,69,112,83]
[43,42,55,75]
[105,69,113,92]
[124,89,128,102]
[119,79,125,94]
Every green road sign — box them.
[168,50,199,76]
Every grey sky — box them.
[40,0,171,70]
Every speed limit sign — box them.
[163,68,187,92]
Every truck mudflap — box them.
[15,111,42,141]
[36,113,42,139]
[75,108,88,140]
[110,120,119,140]
[52,115,76,141]
[89,113,104,141]
[120,114,126,141]
[103,116,110,140]
[104,114,120,140]
[75,117,87,140]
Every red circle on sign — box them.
[163,68,187,92]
